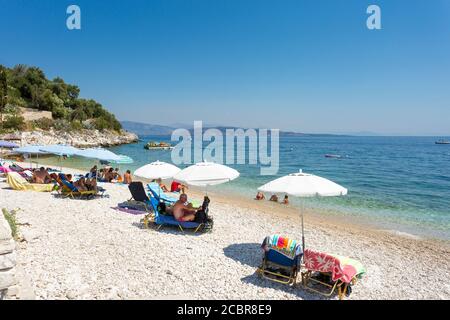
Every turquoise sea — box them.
[38,135,450,240]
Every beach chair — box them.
[128,182,154,226]
[147,183,178,204]
[6,172,54,192]
[300,249,365,300]
[147,183,202,208]
[148,196,211,233]
[256,235,302,285]
[58,176,98,199]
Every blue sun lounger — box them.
[147,183,178,204]
[149,196,207,233]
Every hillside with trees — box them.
[0,64,122,133]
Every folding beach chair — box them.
[301,249,365,300]
[128,182,154,226]
[256,235,302,285]
[59,176,98,199]
[148,196,213,233]
[128,182,152,209]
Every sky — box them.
[1,0,450,135]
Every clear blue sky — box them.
[1,0,449,135]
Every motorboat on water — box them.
[435,139,450,145]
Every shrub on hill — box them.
[0,64,122,132]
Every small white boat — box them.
[325,154,342,159]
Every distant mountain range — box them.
[121,121,347,137]
[120,121,176,136]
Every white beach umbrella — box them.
[258,169,348,251]
[134,160,181,180]
[173,161,240,196]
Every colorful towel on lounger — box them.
[6,172,54,192]
[303,249,366,284]
[261,234,302,259]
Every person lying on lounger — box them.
[173,193,199,222]
[32,167,52,184]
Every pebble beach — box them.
[1,165,449,300]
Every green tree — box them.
[0,65,7,124]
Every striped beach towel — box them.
[261,234,302,259]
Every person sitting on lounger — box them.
[73,176,88,191]
[72,176,97,192]
[173,193,198,222]
[123,170,132,184]
[113,168,123,183]
[32,167,52,184]
[255,191,265,200]
[87,166,97,179]
[104,168,116,182]
[269,194,279,202]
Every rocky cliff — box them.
[5,129,138,148]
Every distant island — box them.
[0,64,137,147]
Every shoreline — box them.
[1,162,449,299]
[22,156,450,243]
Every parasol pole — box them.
[301,199,305,253]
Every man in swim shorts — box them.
[172,193,197,222]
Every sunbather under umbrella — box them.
[258,169,347,252]
[173,160,240,195]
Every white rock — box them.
[21,229,40,243]
[0,268,17,290]
[0,239,15,255]
[0,251,17,270]
[0,216,12,241]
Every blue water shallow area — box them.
[41,135,450,240]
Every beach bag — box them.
[195,196,211,223]
[195,209,208,223]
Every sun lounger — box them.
[147,183,201,207]
[256,235,302,285]
[0,165,12,175]
[128,181,154,213]
[6,172,54,192]
[301,249,365,300]
[9,163,30,172]
[149,196,210,233]
[147,183,178,203]
[58,175,99,199]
